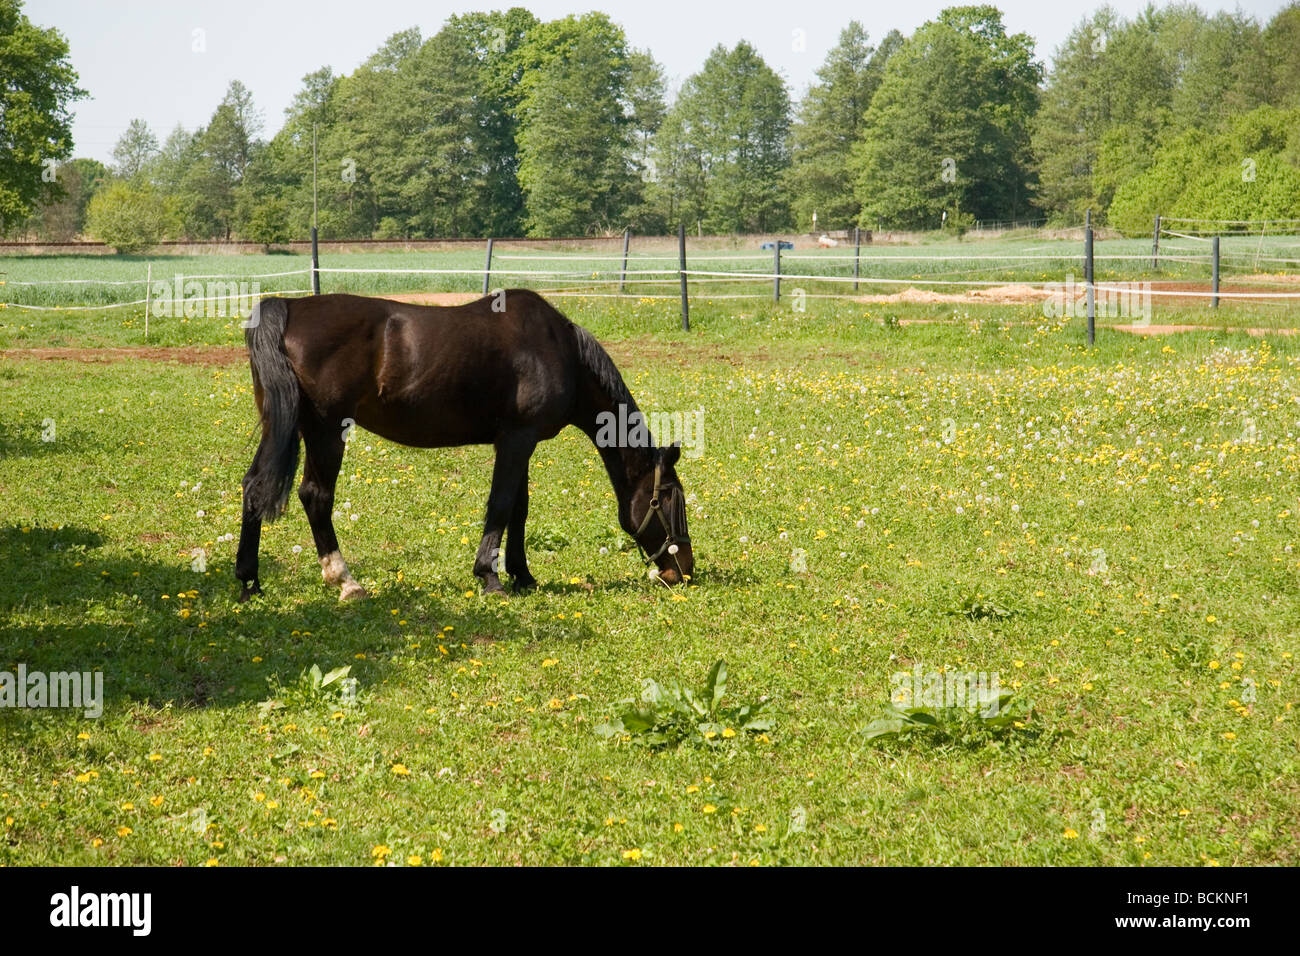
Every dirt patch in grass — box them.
[1122,324,1296,336]
[1,346,246,365]
[853,284,1051,305]
[385,292,482,306]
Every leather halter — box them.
[633,462,691,570]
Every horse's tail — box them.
[242,297,300,522]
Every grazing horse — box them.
[234,291,693,601]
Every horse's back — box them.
[281,292,578,447]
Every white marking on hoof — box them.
[322,551,366,599]
[320,551,350,585]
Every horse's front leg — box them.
[474,431,536,595]
[505,466,536,592]
[300,416,365,601]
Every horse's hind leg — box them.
[235,487,263,601]
[505,466,536,592]
[474,431,536,595]
[300,417,365,601]
[235,444,267,601]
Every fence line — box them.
[6,228,1300,344]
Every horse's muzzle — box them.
[655,543,694,586]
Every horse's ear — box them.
[660,443,681,468]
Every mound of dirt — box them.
[385,292,481,306]
[852,284,1052,305]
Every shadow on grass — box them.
[0,420,111,459]
[0,523,603,718]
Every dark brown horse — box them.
[235,291,693,601]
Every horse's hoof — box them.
[482,583,508,597]
[339,581,368,601]
[238,584,262,603]
[511,576,537,594]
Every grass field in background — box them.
[1,298,1297,866]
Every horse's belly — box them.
[354,396,496,448]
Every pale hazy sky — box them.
[28,0,1295,164]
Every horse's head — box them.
[630,444,693,585]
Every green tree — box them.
[240,197,292,247]
[788,23,895,233]
[28,157,105,240]
[167,81,265,238]
[1167,9,1267,132]
[853,6,1041,230]
[0,0,85,233]
[86,180,169,252]
[650,41,792,233]
[620,49,669,231]
[1031,7,1133,222]
[238,67,338,239]
[315,28,421,237]
[1108,105,1300,234]
[403,20,509,237]
[626,49,667,174]
[111,119,158,180]
[444,8,539,236]
[1264,3,1300,108]
[147,125,196,194]
[513,13,639,236]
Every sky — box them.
[27,0,1296,165]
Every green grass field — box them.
[1,283,1298,866]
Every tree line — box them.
[4,0,1300,249]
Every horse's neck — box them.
[573,381,651,528]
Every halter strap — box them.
[634,462,691,570]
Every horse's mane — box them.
[571,322,640,415]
